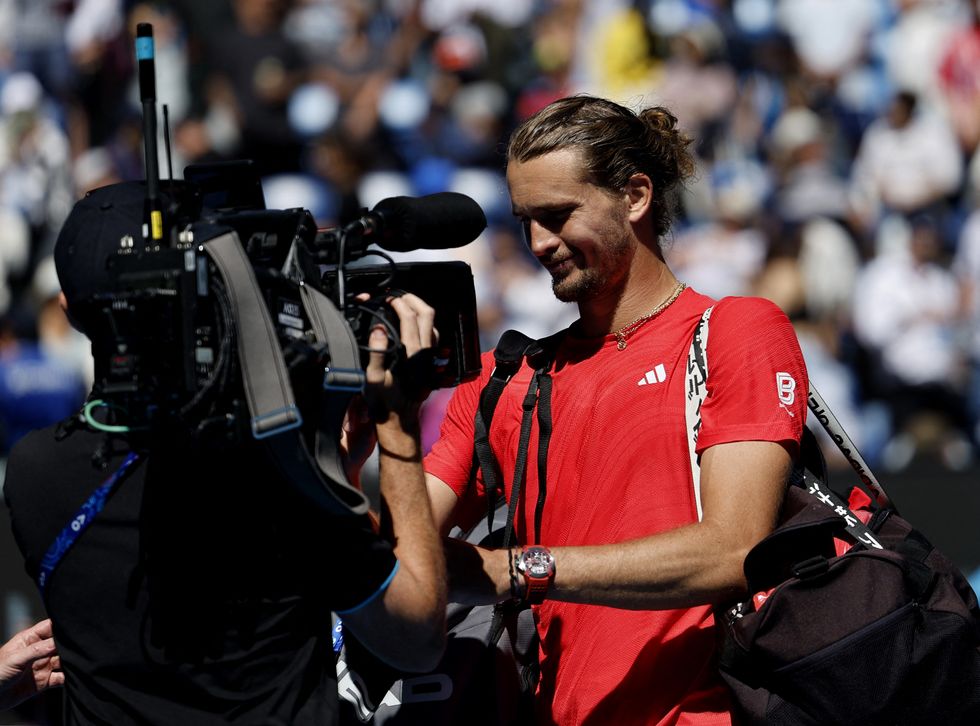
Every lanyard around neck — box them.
[38,451,142,594]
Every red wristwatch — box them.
[516,545,556,604]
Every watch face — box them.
[522,546,554,577]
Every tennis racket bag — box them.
[687,307,980,725]
[716,480,980,724]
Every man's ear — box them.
[625,173,653,223]
[58,291,88,336]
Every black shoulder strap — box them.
[472,329,564,539]
[472,328,564,647]
[473,329,539,530]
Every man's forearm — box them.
[376,420,447,651]
[342,289,449,672]
[542,521,753,609]
[445,520,752,611]
[444,440,791,611]
[376,420,446,598]
[342,418,447,673]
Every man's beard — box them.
[551,268,602,302]
[549,236,633,303]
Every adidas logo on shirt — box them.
[638,364,667,386]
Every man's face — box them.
[507,149,635,303]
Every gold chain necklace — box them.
[614,282,687,350]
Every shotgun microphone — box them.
[343,192,487,252]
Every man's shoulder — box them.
[5,424,112,508]
[4,423,109,575]
[7,423,67,477]
[711,294,783,315]
[707,295,794,331]
[9,421,99,466]
[669,289,784,332]
[698,296,803,364]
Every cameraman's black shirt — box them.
[4,422,395,725]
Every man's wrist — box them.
[375,419,422,459]
[507,547,521,601]
[514,545,556,605]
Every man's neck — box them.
[577,261,680,338]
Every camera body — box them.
[76,162,482,440]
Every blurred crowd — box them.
[0,0,979,474]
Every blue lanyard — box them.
[38,451,142,593]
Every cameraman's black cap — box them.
[54,182,147,334]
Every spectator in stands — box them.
[667,158,770,299]
[848,90,963,239]
[0,300,86,456]
[204,0,308,175]
[953,202,980,449]
[0,71,73,274]
[852,212,973,470]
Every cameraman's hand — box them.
[364,293,438,427]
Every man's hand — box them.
[0,618,64,710]
[339,292,438,485]
[363,293,438,426]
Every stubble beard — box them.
[549,234,633,303]
[551,269,600,302]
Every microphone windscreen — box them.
[372,192,487,251]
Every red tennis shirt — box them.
[425,288,808,725]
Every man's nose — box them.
[525,220,560,257]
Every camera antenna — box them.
[162,103,175,185]
[135,22,164,245]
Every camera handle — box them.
[203,231,370,517]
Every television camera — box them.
[70,23,484,516]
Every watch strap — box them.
[524,571,550,604]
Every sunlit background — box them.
[1,1,979,721]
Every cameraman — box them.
[3,182,446,725]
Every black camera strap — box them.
[300,283,369,504]
[204,232,301,435]
[203,231,369,516]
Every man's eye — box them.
[540,210,570,229]
[516,210,570,244]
